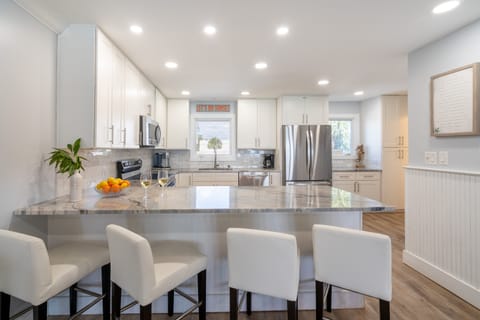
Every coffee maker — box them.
[263,153,275,169]
[153,152,170,168]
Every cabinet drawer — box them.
[356,172,381,181]
[192,172,239,182]
[333,172,356,181]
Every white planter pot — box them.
[69,172,83,202]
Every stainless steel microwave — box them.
[139,115,161,147]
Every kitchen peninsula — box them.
[13,185,389,314]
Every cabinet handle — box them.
[357,182,360,193]
[401,136,405,146]
[122,128,127,145]
[258,137,261,148]
[401,149,404,160]
[306,114,308,124]
[148,104,152,116]
[109,125,114,144]
[363,175,374,178]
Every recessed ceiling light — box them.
[130,25,143,34]
[203,25,217,35]
[255,62,268,70]
[165,61,178,69]
[433,1,460,14]
[241,91,250,96]
[354,91,364,96]
[181,90,190,96]
[276,26,289,36]
[318,80,330,86]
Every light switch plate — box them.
[438,151,448,165]
[425,151,437,165]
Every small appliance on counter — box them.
[153,151,170,168]
[117,159,142,180]
[263,153,275,169]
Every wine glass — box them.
[140,170,152,199]
[157,168,169,197]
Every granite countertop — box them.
[14,185,391,216]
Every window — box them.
[329,114,360,159]
[190,102,236,161]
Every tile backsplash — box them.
[168,149,274,169]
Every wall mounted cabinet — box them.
[280,96,329,125]
[237,99,276,149]
[57,25,154,148]
[167,99,190,149]
[155,89,167,148]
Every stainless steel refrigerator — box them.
[282,125,332,185]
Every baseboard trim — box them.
[403,250,480,308]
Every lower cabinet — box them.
[192,173,239,186]
[175,173,192,187]
[269,172,282,186]
[332,171,381,201]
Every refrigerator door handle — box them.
[306,129,311,178]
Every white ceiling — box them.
[14,0,480,101]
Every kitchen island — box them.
[13,185,390,314]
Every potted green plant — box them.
[208,137,222,168]
[46,138,87,202]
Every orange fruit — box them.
[102,185,111,193]
[111,184,120,193]
[120,182,129,189]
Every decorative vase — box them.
[69,171,83,202]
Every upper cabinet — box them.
[57,25,155,148]
[237,99,276,149]
[155,89,167,148]
[382,95,408,147]
[167,99,190,149]
[280,96,329,125]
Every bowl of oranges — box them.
[95,177,130,196]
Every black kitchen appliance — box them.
[263,154,275,169]
[153,152,170,168]
[117,159,142,180]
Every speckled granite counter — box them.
[14,185,389,215]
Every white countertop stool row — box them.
[227,225,392,320]
[0,230,110,320]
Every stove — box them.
[116,159,142,180]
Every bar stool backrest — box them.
[0,230,52,304]
[106,224,156,303]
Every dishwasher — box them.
[238,171,271,186]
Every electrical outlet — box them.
[425,151,437,165]
[438,151,448,165]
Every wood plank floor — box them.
[74,212,480,320]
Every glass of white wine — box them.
[140,170,152,199]
[157,168,169,197]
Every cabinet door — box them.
[237,100,258,148]
[111,46,125,148]
[257,100,277,149]
[155,89,167,148]
[123,60,140,148]
[175,173,192,187]
[332,180,356,193]
[282,96,305,125]
[382,96,407,147]
[139,73,155,117]
[382,148,405,210]
[357,180,381,201]
[167,99,190,149]
[95,32,113,148]
[399,95,408,147]
[269,172,282,186]
[305,96,329,124]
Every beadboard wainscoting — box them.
[403,166,480,308]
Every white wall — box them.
[329,101,361,115]
[0,0,57,229]
[409,19,480,170]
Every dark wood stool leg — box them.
[33,302,47,320]
[102,264,111,320]
[246,291,252,315]
[197,270,207,320]
[315,281,323,320]
[112,282,122,320]
[69,283,78,316]
[0,292,11,320]
[380,299,390,320]
[229,288,238,320]
[167,290,174,316]
[326,284,332,312]
[140,304,152,320]
[287,300,296,320]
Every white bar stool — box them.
[105,224,207,320]
[227,228,300,320]
[312,224,392,320]
[0,230,110,320]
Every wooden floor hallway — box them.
[67,212,480,320]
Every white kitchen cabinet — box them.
[237,99,276,149]
[155,89,167,148]
[191,172,239,186]
[382,148,407,210]
[280,96,329,125]
[382,96,408,147]
[269,172,282,186]
[167,99,190,149]
[175,173,192,187]
[332,171,381,201]
[57,25,155,148]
